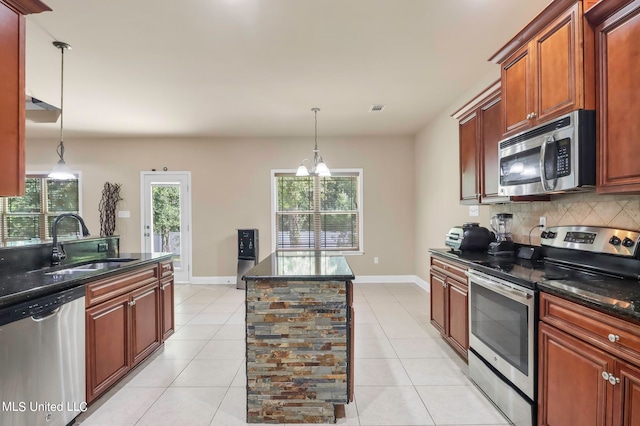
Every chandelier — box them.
[48,41,76,180]
[296,108,330,177]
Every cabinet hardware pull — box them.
[129,301,136,307]
[531,112,537,118]
[608,333,620,342]
[602,372,620,385]
[526,113,532,119]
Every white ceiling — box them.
[24,0,551,139]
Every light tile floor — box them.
[75,283,511,426]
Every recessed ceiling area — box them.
[24,0,551,139]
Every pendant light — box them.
[48,41,76,180]
[296,108,331,177]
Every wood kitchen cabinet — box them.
[159,259,175,341]
[586,0,640,193]
[85,292,130,403]
[0,0,50,196]
[538,292,640,426]
[453,83,548,204]
[491,0,595,137]
[429,256,468,360]
[453,82,501,204]
[130,282,161,367]
[85,262,173,404]
[538,322,613,425]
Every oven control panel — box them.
[541,226,640,257]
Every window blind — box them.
[274,172,360,251]
[0,175,80,243]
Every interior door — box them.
[141,172,191,283]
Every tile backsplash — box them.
[490,192,640,246]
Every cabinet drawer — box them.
[160,260,174,277]
[431,257,468,282]
[540,292,640,366]
[86,265,159,307]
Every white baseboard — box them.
[188,274,431,292]
[352,275,430,292]
[413,275,430,293]
[189,276,237,285]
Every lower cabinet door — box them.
[613,360,640,426]
[447,278,468,359]
[538,322,614,426]
[130,282,161,366]
[430,272,446,334]
[160,276,175,341]
[86,293,131,403]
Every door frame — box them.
[140,171,192,283]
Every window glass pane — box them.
[320,213,358,248]
[8,178,41,213]
[7,216,40,239]
[47,216,82,238]
[276,213,313,248]
[47,179,79,212]
[151,185,182,267]
[321,177,357,211]
[277,177,313,211]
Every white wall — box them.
[26,135,415,279]
[413,71,499,282]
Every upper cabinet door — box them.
[0,2,25,196]
[594,0,640,193]
[459,112,479,204]
[502,45,533,135]
[0,0,50,197]
[496,0,594,138]
[479,92,503,200]
[535,3,584,123]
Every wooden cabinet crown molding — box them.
[585,0,635,24]
[1,0,50,14]
[489,0,597,64]
[451,80,501,120]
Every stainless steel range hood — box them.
[25,95,61,123]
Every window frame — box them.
[0,171,83,244]
[270,168,363,255]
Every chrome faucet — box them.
[51,213,90,265]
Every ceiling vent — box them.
[369,104,385,112]
[26,95,61,123]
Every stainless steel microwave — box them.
[498,110,596,196]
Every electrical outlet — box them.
[97,243,108,252]
[539,216,546,230]
[374,257,379,264]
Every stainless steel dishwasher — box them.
[0,285,86,426]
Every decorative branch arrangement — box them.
[98,182,123,236]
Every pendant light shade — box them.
[296,108,331,177]
[48,41,76,180]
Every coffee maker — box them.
[488,213,515,256]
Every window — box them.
[272,170,363,252]
[0,175,81,244]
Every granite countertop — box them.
[429,248,640,323]
[0,252,173,308]
[243,251,355,281]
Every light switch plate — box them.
[469,205,479,217]
[118,210,131,218]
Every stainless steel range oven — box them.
[466,269,536,426]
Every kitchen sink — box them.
[40,258,139,275]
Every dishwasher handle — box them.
[32,307,61,322]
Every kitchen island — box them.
[243,251,355,424]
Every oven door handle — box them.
[465,270,533,303]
